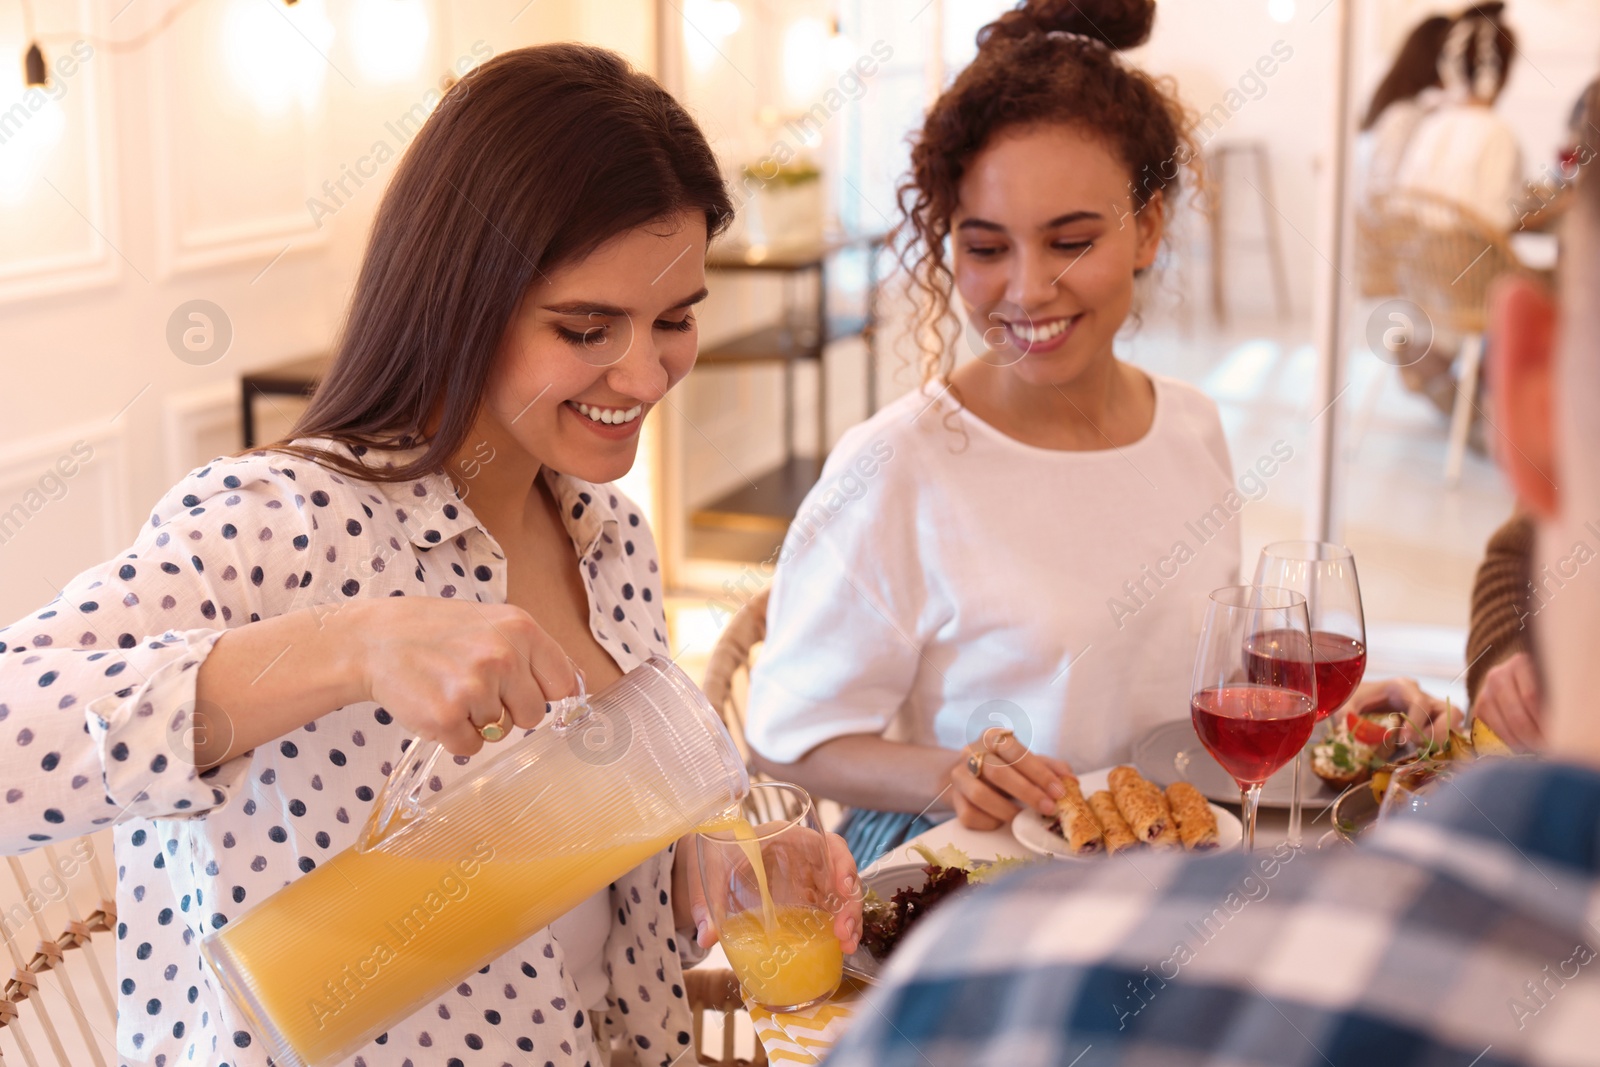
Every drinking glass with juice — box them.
[697,782,844,1012]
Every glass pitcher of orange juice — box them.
[201,655,749,1067]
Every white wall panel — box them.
[0,0,120,303]
[0,421,129,622]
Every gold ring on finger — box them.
[984,727,1015,750]
[966,750,985,779]
[478,705,511,743]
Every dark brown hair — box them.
[1448,4,1518,102]
[893,0,1190,384]
[1360,14,1452,131]
[277,44,734,481]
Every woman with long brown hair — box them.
[1358,13,1454,200]
[745,0,1244,864]
[0,44,858,1066]
[1394,2,1522,228]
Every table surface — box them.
[1512,231,1560,272]
[703,790,1319,974]
[871,794,1300,873]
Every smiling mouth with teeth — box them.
[1008,315,1082,343]
[571,401,645,426]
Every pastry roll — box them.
[1145,793,1184,851]
[1087,790,1139,854]
[1165,782,1220,851]
[1059,773,1087,806]
[1054,776,1103,855]
[1108,765,1167,841]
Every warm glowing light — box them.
[351,0,430,84]
[0,62,66,203]
[221,0,335,116]
[782,17,830,105]
[683,0,742,72]
[1267,0,1296,24]
[826,29,857,71]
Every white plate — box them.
[1131,719,1343,810]
[1009,766,1243,860]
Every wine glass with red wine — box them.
[1190,585,1319,852]
[1253,542,1366,847]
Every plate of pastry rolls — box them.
[1010,765,1243,859]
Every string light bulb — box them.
[23,42,46,86]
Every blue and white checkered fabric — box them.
[823,759,1600,1067]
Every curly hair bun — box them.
[980,0,1156,52]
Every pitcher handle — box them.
[357,670,592,852]
[359,735,444,851]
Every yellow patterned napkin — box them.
[747,978,867,1064]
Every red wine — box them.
[1191,685,1317,786]
[1244,628,1367,721]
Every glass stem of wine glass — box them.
[1287,753,1303,849]
[1239,782,1264,853]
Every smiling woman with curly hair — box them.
[746,0,1244,866]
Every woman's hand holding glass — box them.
[694,784,862,1012]
[949,727,1074,830]
[684,830,862,955]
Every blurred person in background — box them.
[1394,3,1522,230]
[1390,4,1523,418]
[1357,13,1454,201]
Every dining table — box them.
[883,792,1297,867]
[716,781,1319,1065]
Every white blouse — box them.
[1360,96,1432,201]
[1393,103,1523,230]
[747,374,1244,776]
[0,440,697,1067]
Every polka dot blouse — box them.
[0,440,697,1067]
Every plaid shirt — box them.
[824,759,1600,1067]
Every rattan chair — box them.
[701,588,803,827]
[1355,200,1404,299]
[690,587,785,1066]
[1363,190,1521,486]
[0,833,119,1067]
[2,828,771,1067]
[685,967,768,1067]
[700,588,767,769]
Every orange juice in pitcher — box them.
[203,656,748,1067]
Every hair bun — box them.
[980,0,1155,52]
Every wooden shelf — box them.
[696,315,868,367]
[242,354,329,393]
[706,233,885,272]
[690,456,826,533]
[682,234,885,564]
